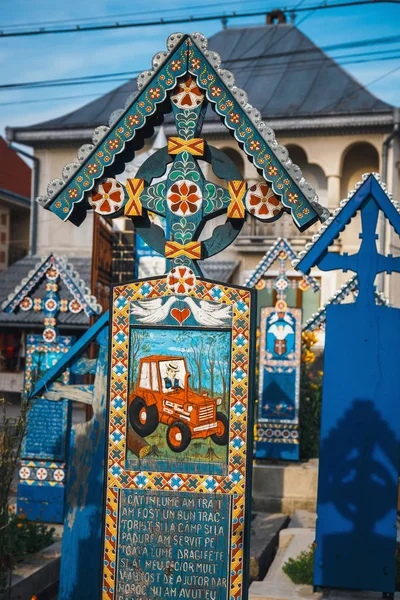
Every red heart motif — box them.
[171,307,190,325]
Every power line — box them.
[1,0,268,29]
[1,35,400,92]
[1,53,399,107]
[0,1,398,38]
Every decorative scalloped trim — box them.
[189,32,327,220]
[245,237,320,291]
[302,274,390,332]
[37,31,328,227]
[292,172,399,268]
[2,254,102,317]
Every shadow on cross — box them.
[261,378,296,420]
[315,400,400,594]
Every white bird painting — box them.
[183,297,232,327]
[131,296,177,324]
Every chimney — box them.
[266,9,287,24]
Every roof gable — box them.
[39,31,327,231]
[2,254,102,338]
[295,173,400,274]
[245,237,319,290]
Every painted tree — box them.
[129,330,151,385]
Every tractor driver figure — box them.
[164,362,183,391]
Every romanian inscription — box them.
[116,490,230,600]
[23,398,68,460]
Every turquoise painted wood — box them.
[18,334,73,524]
[31,314,109,599]
[58,326,108,600]
[296,173,400,595]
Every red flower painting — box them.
[89,178,125,215]
[167,180,202,216]
[245,183,282,219]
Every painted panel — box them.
[116,489,230,599]
[256,307,301,460]
[102,276,255,600]
[17,334,73,523]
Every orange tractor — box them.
[128,355,228,452]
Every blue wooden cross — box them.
[315,198,400,309]
[296,173,400,596]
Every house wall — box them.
[35,144,94,257]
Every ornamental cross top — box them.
[39,32,328,282]
[296,173,400,309]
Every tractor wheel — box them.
[211,412,229,446]
[128,396,158,437]
[166,421,191,453]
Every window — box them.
[151,362,159,391]
[139,362,151,389]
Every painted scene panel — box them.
[126,327,231,475]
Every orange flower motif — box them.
[229,112,240,124]
[87,163,98,175]
[128,114,140,126]
[171,76,204,109]
[68,188,78,199]
[107,138,119,151]
[149,87,161,99]
[268,165,278,177]
[166,180,202,216]
[166,266,197,294]
[288,192,299,204]
[210,86,222,97]
[249,139,261,151]
[170,60,182,72]
[191,58,201,70]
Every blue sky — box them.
[0,0,399,138]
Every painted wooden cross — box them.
[2,254,101,523]
[296,173,400,596]
[38,32,328,600]
[246,238,319,460]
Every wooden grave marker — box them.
[2,254,101,522]
[37,31,327,599]
[296,173,400,596]
[246,239,319,460]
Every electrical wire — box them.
[1,55,399,108]
[1,35,400,92]
[0,1,398,38]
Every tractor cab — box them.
[128,355,229,452]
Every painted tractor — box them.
[128,355,228,452]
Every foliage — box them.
[283,545,314,585]
[284,543,400,591]
[299,331,323,460]
[0,399,56,599]
[2,509,56,564]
